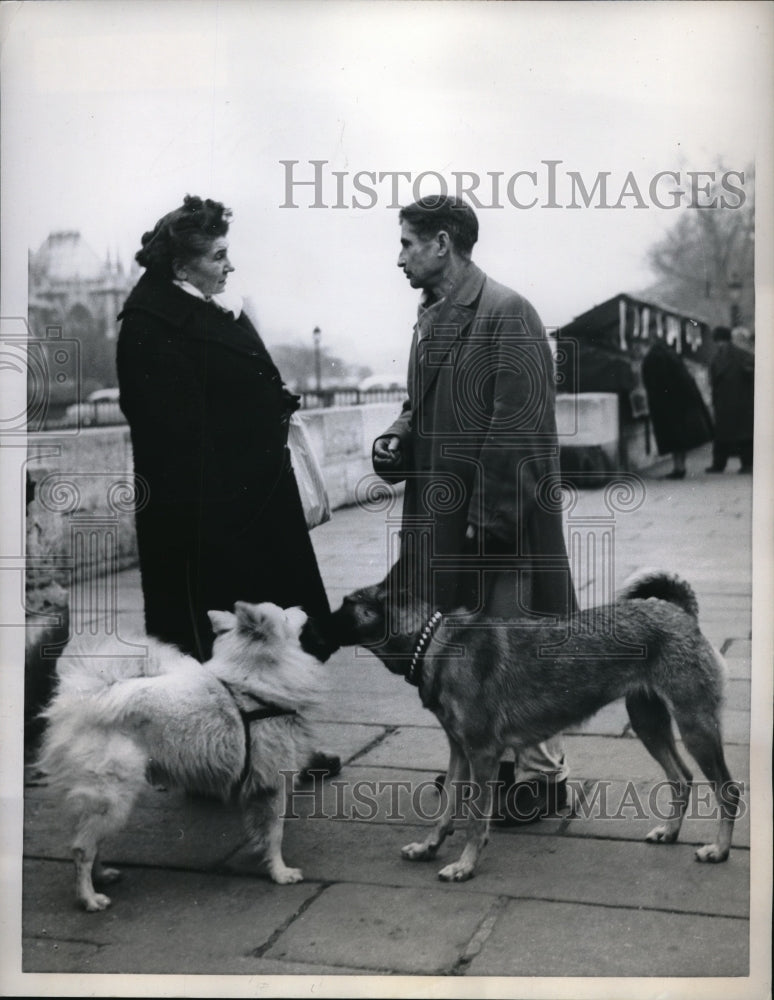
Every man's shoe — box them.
[705,466,725,473]
[493,776,569,827]
[298,751,342,784]
[663,470,686,480]
[437,764,566,825]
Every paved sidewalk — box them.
[17,445,770,995]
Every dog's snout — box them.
[299,614,340,662]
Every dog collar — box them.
[406,610,443,687]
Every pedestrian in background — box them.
[706,325,755,474]
[641,338,714,480]
[373,195,577,823]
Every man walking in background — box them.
[706,325,755,474]
[373,195,576,822]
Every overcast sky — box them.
[1,0,771,376]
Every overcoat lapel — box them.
[414,263,485,405]
[189,307,279,371]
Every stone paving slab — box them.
[355,728,751,777]
[283,767,751,849]
[448,836,749,919]
[264,882,494,975]
[564,735,750,782]
[465,898,749,978]
[23,928,368,979]
[226,814,750,918]
[355,725,448,771]
[25,784,249,870]
[305,720,391,764]
[286,765,566,836]
[311,649,439,727]
[723,656,752,680]
[564,778,751,848]
[725,678,751,708]
[22,858,321,975]
[704,628,754,649]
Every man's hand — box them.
[465,523,477,541]
[373,435,402,469]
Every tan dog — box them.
[323,568,740,882]
[38,602,322,911]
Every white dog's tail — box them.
[618,570,699,619]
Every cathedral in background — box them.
[28,231,138,415]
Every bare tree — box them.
[642,167,754,330]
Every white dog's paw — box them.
[645,824,678,844]
[82,892,112,912]
[438,860,475,882]
[401,841,437,862]
[695,843,729,864]
[271,865,304,884]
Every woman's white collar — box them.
[173,279,243,318]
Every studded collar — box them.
[406,610,443,687]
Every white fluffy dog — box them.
[37,601,323,911]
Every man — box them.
[706,325,755,474]
[373,195,577,823]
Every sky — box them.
[1,0,771,377]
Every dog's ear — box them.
[283,606,308,637]
[208,610,236,635]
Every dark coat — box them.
[375,262,576,618]
[641,341,714,456]
[709,342,755,444]
[117,272,329,661]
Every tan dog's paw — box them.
[695,844,729,863]
[82,892,112,912]
[437,860,475,882]
[401,841,438,861]
[645,824,678,844]
[271,865,304,884]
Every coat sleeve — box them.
[117,314,220,506]
[372,399,413,483]
[372,331,416,483]
[467,294,558,542]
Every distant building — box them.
[28,231,138,407]
[555,292,713,473]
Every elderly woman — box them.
[117,195,338,775]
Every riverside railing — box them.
[40,387,407,430]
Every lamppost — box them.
[727,273,743,328]
[313,326,322,392]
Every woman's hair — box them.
[135,195,232,278]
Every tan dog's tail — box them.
[618,570,699,619]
